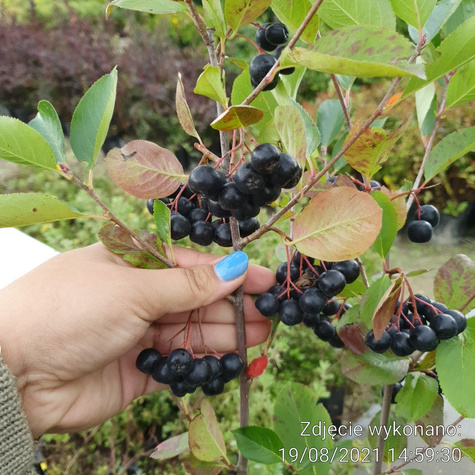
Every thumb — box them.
[140,251,249,318]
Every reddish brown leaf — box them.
[372,276,403,340]
[292,187,382,261]
[150,432,190,460]
[338,324,367,355]
[211,105,263,132]
[105,140,184,199]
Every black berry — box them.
[446,309,467,334]
[221,353,244,382]
[278,299,303,326]
[314,318,336,341]
[365,330,391,353]
[233,163,265,195]
[265,23,289,46]
[189,221,214,246]
[188,165,226,200]
[390,332,415,357]
[417,205,440,227]
[203,355,223,379]
[430,313,458,340]
[299,289,327,315]
[409,325,439,351]
[202,377,225,396]
[255,293,280,317]
[255,23,277,52]
[170,213,191,240]
[184,358,213,386]
[136,348,162,375]
[249,54,279,91]
[269,153,302,188]
[317,270,346,297]
[251,143,281,175]
[214,221,233,247]
[218,182,249,210]
[330,260,360,284]
[239,217,260,237]
[407,220,432,243]
[274,46,295,75]
[167,349,194,376]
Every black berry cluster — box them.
[365,294,467,357]
[255,251,361,348]
[250,22,295,91]
[147,144,302,246]
[136,348,244,397]
[407,204,440,243]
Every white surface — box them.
[0,228,58,289]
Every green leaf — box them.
[395,373,439,422]
[452,439,475,462]
[104,140,184,199]
[232,427,283,465]
[290,98,320,157]
[336,74,356,90]
[403,16,475,96]
[424,127,475,181]
[371,191,398,258]
[211,105,263,131]
[203,0,226,39]
[415,83,436,135]
[183,455,223,475]
[319,0,396,30]
[437,317,475,417]
[225,0,271,32]
[153,200,171,247]
[316,100,345,148]
[416,394,444,447]
[0,117,57,170]
[292,187,383,262]
[98,223,167,270]
[281,66,307,100]
[274,383,332,474]
[274,105,307,166]
[189,400,228,463]
[360,275,392,326]
[446,59,475,109]
[70,68,117,170]
[342,350,410,385]
[150,432,190,460]
[445,0,475,35]
[433,254,475,312]
[107,0,186,15]
[389,0,437,30]
[281,26,425,79]
[28,100,66,163]
[270,0,319,44]
[194,65,228,108]
[176,73,201,141]
[0,193,92,227]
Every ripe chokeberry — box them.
[152,357,173,384]
[390,332,415,357]
[430,313,458,339]
[238,217,260,237]
[249,54,279,91]
[275,262,300,284]
[251,182,281,206]
[314,318,336,341]
[202,377,225,396]
[136,348,161,375]
[218,182,249,210]
[409,325,439,351]
[365,330,391,353]
[170,213,191,240]
[167,349,194,376]
[231,201,260,221]
[233,163,265,195]
[274,46,295,75]
[188,165,226,200]
[265,23,289,45]
[407,220,432,243]
[207,199,232,218]
[279,299,304,326]
[214,221,233,247]
[417,204,440,227]
[255,23,277,52]
[203,355,223,379]
[188,207,209,224]
[446,309,467,334]
[299,288,327,315]
[176,196,195,217]
[269,153,302,188]
[330,260,360,284]
[251,143,281,174]
[189,221,214,246]
[317,270,346,297]
[255,293,280,317]
[221,353,244,382]
[184,358,213,386]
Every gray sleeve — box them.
[0,353,37,474]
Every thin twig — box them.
[406,84,448,211]
[356,257,370,288]
[373,385,393,475]
[331,74,352,128]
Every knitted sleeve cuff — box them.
[0,352,36,474]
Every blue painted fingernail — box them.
[214,251,249,281]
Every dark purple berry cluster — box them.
[251,22,295,91]
[365,294,467,357]
[147,143,302,246]
[136,348,244,397]
[407,204,440,243]
[255,251,361,348]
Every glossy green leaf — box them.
[104,140,184,199]
[225,0,271,32]
[176,73,201,141]
[153,200,171,249]
[28,100,66,163]
[107,0,186,15]
[424,127,475,181]
[98,223,167,270]
[0,193,91,227]
[189,400,227,463]
[433,254,475,312]
[281,26,425,79]
[0,117,57,170]
[203,0,226,39]
[446,60,475,109]
[389,0,437,30]
[360,275,392,326]
[281,66,307,100]
[290,98,320,156]
[371,191,398,258]
[292,187,383,262]
[445,0,475,35]
[232,427,283,465]
[416,395,444,447]
[274,383,332,474]
[404,16,475,96]
[194,65,227,108]
[395,373,439,422]
[211,105,263,131]
[274,105,306,166]
[150,433,190,460]
[415,83,436,135]
[316,100,345,148]
[437,317,475,417]
[70,68,117,170]
[319,0,396,30]
[270,0,319,44]
[341,350,410,385]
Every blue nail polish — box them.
[214,251,249,281]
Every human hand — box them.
[0,243,274,438]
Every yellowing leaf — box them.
[176,74,201,141]
[211,105,263,131]
[292,187,382,261]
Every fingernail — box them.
[214,251,249,281]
